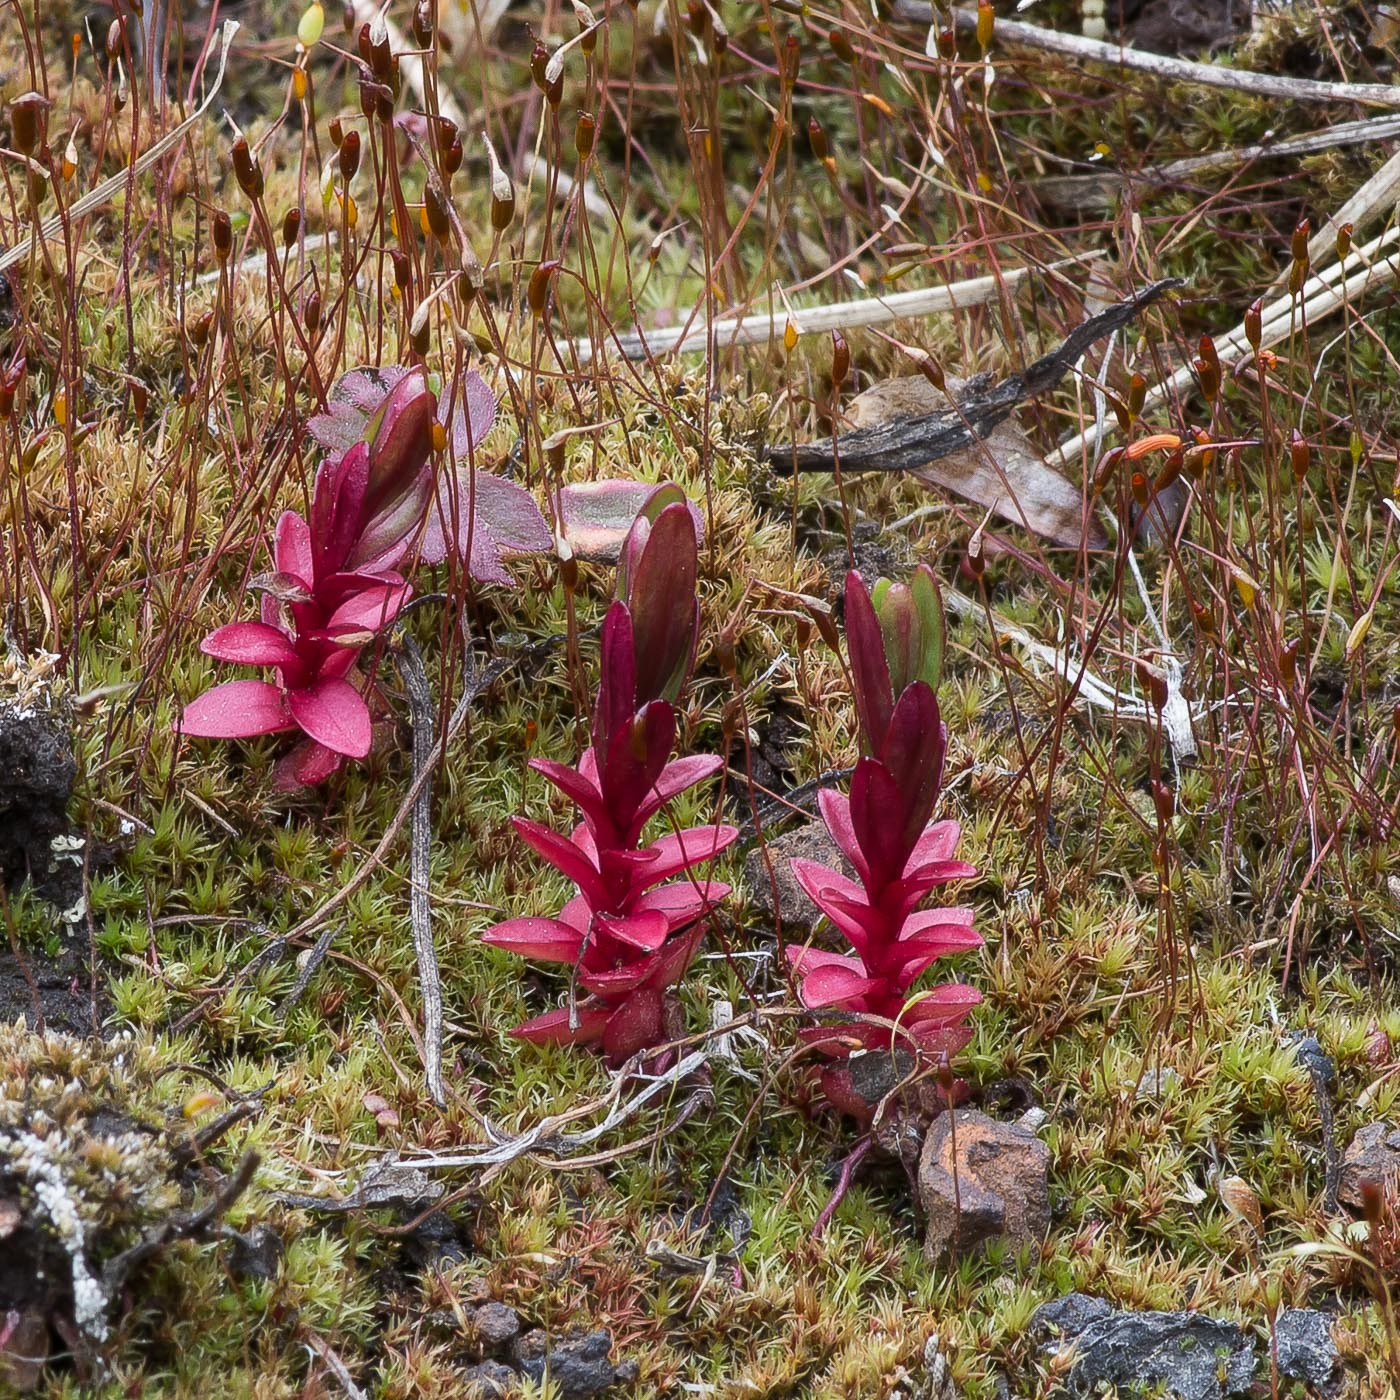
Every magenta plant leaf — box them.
[844,571,894,755]
[200,621,303,669]
[286,677,372,758]
[511,1003,612,1048]
[180,679,293,739]
[274,511,315,584]
[510,818,609,908]
[623,501,700,705]
[482,917,584,963]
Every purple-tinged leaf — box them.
[799,963,884,1010]
[420,469,551,580]
[482,917,584,963]
[844,570,894,756]
[325,582,411,634]
[849,757,906,892]
[287,677,372,758]
[593,601,638,756]
[625,501,700,706]
[274,511,315,585]
[272,738,345,790]
[634,824,738,889]
[559,480,704,563]
[595,909,669,953]
[332,364,411,413]
[511,817,608,907]
[365,365,436,509]
[180,679,293,739]
[306,401,373,456]
[602,988,665,1066]
[439,369,498,459]
[817,788,870,887]
[633,754,725,827]
[528,757,610,833]
[201,621,303,669]
[512,1003,612,1047]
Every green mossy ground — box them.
[3,0,1400,1394]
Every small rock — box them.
[918,1109,1050,1263]
[743,823,849,933]
[1030,1293,1255,1400]
[515,1328,623,1399]
[461,1359,517,1398]
[1338,1122,1400,1209]
[0,1305,49,1393]
[226,1224,284,1282]
[1274,1309,1338,1392]
[1032,1292,1114,1338]
[470,1301,522,1355]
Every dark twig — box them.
[763,278,1184,476]
[1290,1033,1342,1213]
[395,633,446,1107]
[274,923,339,1021]
[102,1150,259,1289]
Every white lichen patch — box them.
[7,1130,110,1342]
[0,1019,186,1362]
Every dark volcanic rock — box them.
[918,1109,1049,1263]
[1338,1122,1400,1209]
[461,1359,516,1397]
[1274,1309,1339,1392]
[226,1225,284,1282]
[470,1300,522,1355]
[0,697,78,904]
[743,822,849,934]
[515,1328,628,1398]
[1030,1293,1256,1400]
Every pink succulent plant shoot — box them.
[482,487,738,1067]
[789,564,982,1120]
[178,363,550,786]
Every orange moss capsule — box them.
[1125,432,1181,460]
[528,259,561,316]
[831,329,849,388]
[292,66,309,101]
[1126,371,1146,419]
[976,0,994,49]
[231,136,264,199]
[1336,222,1353,260]
[1289,428,1309,482]
[1291,217,1310,264]
[828,27,856,62]
[1244,298,1263,351]
[212,208,232,263]
[1280,637,1299,688]
[338,128,361,181]
[424,181,450,239]
[575,111,595,161]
